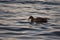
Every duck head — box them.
[28,16,34,20]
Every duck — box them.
[28,16,49,24]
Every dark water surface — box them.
[0,0,60,40]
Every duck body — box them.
[28,16,48,24]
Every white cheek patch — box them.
[28,19,31,22]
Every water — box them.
[0,0,60,40]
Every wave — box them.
[0,32,28,35]
[0,27,40,31]
[33,31,60,36]
[0,23,9,26]
[0,1,60,5]
[22,1,60,5]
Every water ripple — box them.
[0,27,40,31]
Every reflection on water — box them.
[0,0,60,40]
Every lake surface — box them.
[0,0,60,40]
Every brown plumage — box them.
[28,16,49,24]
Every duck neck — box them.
[31,18,34,22]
